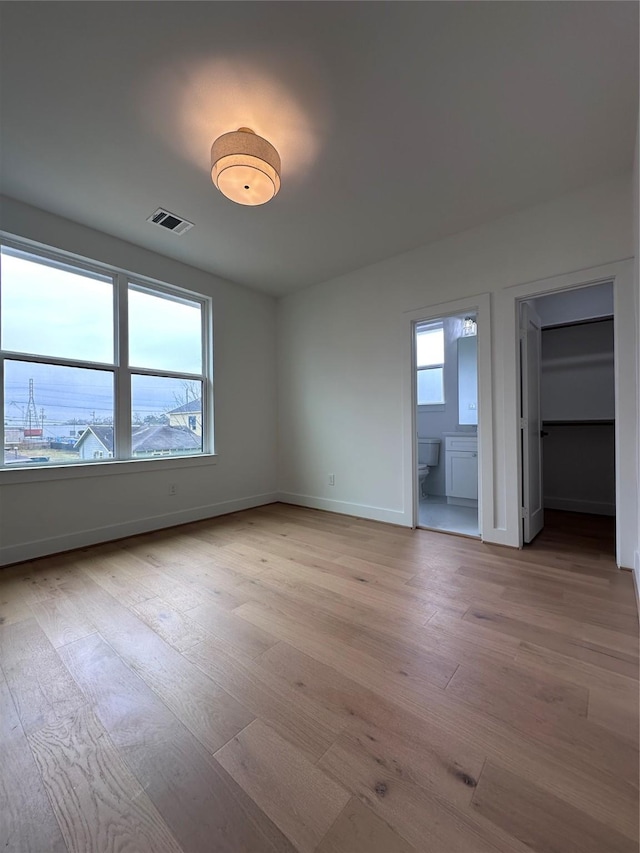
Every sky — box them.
[2,249,203,426]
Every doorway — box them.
[518,282,615,546]
[414,312,480,537]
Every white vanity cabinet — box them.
[445,436,478,504]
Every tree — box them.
[172,380,200,410]
[144,413,169,425]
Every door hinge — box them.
[520,506,528,519]
[520,417,527,429]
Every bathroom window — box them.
[416,323,445,405]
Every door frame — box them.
[404,293,492,538]
[504,260,636,567]
[519,300,544,542]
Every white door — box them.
[520,301,544,542]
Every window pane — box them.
[3,359,114,465]
[1,247,114,363]
[129,286,202,374]
[417,367,444,405]
[131,374,203,457]
[416,326,444,367]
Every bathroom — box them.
[416,313,479,537]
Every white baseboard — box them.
[277,491,410,527]
[0,492,279,566]
[543,497,615,516]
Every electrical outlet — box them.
[169,483,178,496]
[328,473,335,486]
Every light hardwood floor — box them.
[0,505,638,853]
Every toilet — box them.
[418,437,441,498]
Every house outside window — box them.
[416,322,445,405]
[0,240,212,469]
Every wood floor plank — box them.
[477,598,639,655]
[451,548,614,589]
[61,632,296,853]
[134,569,209,611]
[16,562,93,604]
[0,577,32,626]
[318,729,530,853]
[238,566,429,636]
[446,659,590,723]
[28,706,185,853]
[446,661,637,785]
[259,642,486,808]
[514,640,640,698]
[75,579,255,754]
[463,605,639,678]
[238,557,440,620]
[235,596,459,690]
[185,637,344,761]
[587,686,640,744]
[29,594,96,648]
[131,596,209,652]
[101,551,211,611]
[316,797,416,853]
[184,598,278,658]
[160,559,256,611]
[241,570,445,652]
[425,609,521,660]
[81,556,157,607]
[471,762,637,853]
[501,586,640,636]
[233,571,494,671]
[0,617,86,735]
[215,719,350,853]
[0,665,67,853]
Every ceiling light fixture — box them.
[210,127,281,206]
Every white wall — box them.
[0,197,278,564]
[539,319,615,516]
[277,175,638,564]
[543,424,615,516]
[540,321,615,422]
[535,282,613,327]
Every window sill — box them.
[418,404,446,412]
[0,453,217,485]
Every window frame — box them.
[416,322,445,408]
[0,234,215,480]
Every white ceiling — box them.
[1,2,637,296]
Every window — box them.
[416,323,444,405]
[1,241,211,469]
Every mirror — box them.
[458,335,478,425]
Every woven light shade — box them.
[210,128,281,206]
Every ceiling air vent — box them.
[146,208,194,236]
